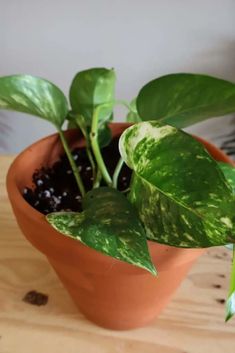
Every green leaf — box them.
[126,98,142,123]
[225,245,235,322]
[47,187,156,275]
[69,68,115,148]
[67,120,77,129]
[119,121,235,248]
[69,67,115,124]
[136,74,235,128]
[0,75,68,128]
[98,122,112,148]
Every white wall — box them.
[1,0,235,153]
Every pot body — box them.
[6,123,234,330]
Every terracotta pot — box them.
[6,123,234,330]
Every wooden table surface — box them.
[0,155,235,353]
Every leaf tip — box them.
[225,312,233,322]
[147,263,158,276]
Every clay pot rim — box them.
[7,122,234,219]
[6,123,129,222]
[6,122,234,272]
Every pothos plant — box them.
[1,68,235,321]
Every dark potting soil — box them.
[23,137,132,215]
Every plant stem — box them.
[86,147,96,182]
[93,169,102,188]
[58,129,85,197]
[71,128,96,183]
[112,158,124,189]
[89,99,133,188]
[74,116,97,184]
[90,105,112,187]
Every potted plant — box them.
[1,68,235,329]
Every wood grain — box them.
[0,155,234,353]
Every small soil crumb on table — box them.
[215,298,226,304]
[23,290,48,306]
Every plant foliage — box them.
[1,69,235,320]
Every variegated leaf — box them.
[119,121,235,247]
[217,163,235,321]
[218,162,235,193]
[47,187,156,275]
[225,246,235,322]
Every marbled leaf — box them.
[218,163,235,321]
[0,75,68,128]
[226,246,235,322]
[47,187,156,275]
[218,162,235,193]
[136,74,235,128]
[119,121,235,247]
